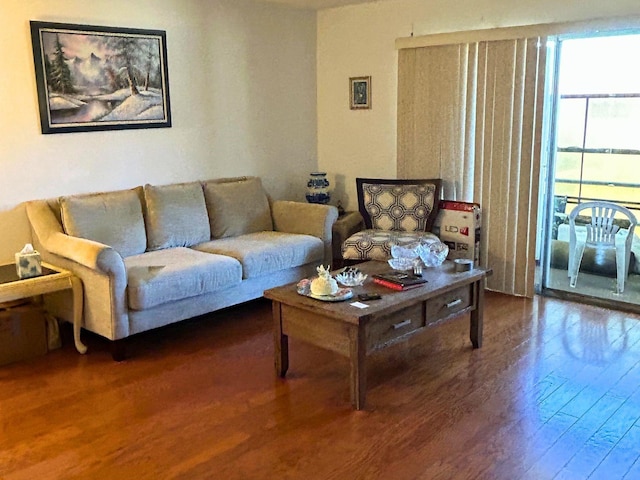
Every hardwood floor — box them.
[2,292,640,479]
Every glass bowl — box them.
[335,269,368,287]
[417,241,449,267]
[390,243,419,260]
[387,257,417,271]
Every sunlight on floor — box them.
[547,267,640,306]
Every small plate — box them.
[305,287,354,302]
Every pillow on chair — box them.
[357,178,441,232]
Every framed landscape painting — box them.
[30,21,172,134]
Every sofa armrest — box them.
[272,201,339,264]
[26,200,130,340]
[331,211,365,262]
[26,200,125,277]
[47,232,125,275]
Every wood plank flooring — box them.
[1,292,640,479]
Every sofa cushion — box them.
[193,231,323,279]
[61,189,146,258]
[203,177,273,238]
[124,247,242,310]
[143,182,210,250]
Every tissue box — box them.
[15,251,42,279]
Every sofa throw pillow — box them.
[61,189,147,258]
[362,183,436,232]
[143,182,211,250]
[203,177,273,238]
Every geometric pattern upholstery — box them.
[342,229,440,262]
[362,183,436,232]
[341,178,443,263]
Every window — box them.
[553,36,640,224]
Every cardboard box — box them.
[432,200,481,263]
[0,303,48,366]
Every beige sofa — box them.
[26,176,338,359]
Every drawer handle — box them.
[393,319,412,329]
[446,299,463,308]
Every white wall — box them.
[0,0,317,262]
[317,0,640,210]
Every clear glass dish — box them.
[417,241,449,267]
[387,257,416,271]
[335,269,368,286]
[390,243,419,260]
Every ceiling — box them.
[254,0,380,10]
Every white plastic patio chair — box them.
[568,201,637,294]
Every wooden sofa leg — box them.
[111,339,127,362]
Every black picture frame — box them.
[30,21,172,134]
[350,76,371,110]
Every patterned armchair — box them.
[341,178,442,262]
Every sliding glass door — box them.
[539,34,640,309]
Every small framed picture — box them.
[350,76,371,110]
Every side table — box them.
[332,211,364,268]
[0,262,86,354]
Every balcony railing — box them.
[554,92,640,217]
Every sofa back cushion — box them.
[203,177,273,238]
[143,182,211,250]
[60,188,147,257]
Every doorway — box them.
[539,33,640,311]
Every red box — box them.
[433,200,481,263]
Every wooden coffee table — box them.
[264,260,491,410]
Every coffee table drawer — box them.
[367,303,425,350]
[426,285,471,324]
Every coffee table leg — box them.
[273,301,289,377]
[349,326,366,410]
[470,279,484,349]
[70,276,87,354]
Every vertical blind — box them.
[398,37,546,297]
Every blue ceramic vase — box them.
[306,172,331,204]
